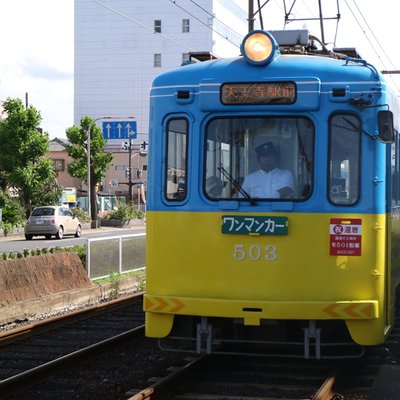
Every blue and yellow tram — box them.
[144,30,400,357]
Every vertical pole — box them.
[87,123,91,223]
[137,154,140,209]
[318,0,326,45]
[128,137,132,204]
[86,238,91,278]
[248,0,254,33]
[119,236,122,274]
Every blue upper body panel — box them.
[148,53,397,215]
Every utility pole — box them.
[248,0,254,33]
[128,137,133,204]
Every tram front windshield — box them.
[204,117,314,201]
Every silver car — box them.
[24,206,82,240]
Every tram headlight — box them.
[241,30,279,66]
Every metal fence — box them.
[86,233,146,279]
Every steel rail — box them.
[0,292,143,345]
[0,324,145,397]
[127,355,206,400]
[312,376,343,400]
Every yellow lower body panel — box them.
[144,294,382,344]
[145,211,398,346]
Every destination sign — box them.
[221,82,296,105]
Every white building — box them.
[74,0,249,141]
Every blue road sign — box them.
[102,121,137,139]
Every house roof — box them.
[49,137,69,152]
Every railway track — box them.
[1,294,399,399]
[128,350,383,400]
[0,293,144,345]
[125,291,400,399]
[0,293,147,398]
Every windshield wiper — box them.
[342,117,376,140]
[218,166,257,206]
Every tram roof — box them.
[152,53,384,88]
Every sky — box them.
[0,0,399,139]
[0,0,73,139]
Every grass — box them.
[91,268,145,285]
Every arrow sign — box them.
[102,121,137,139]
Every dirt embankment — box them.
[0,252,92,303]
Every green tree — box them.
[0,98,62,215]
[66,116,113,224]
[0,189,26,226]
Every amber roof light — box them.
[241,30,279,66]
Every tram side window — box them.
[392,131,400,206]
[329,114,361,205]
[165,119,188,201]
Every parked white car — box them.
[24,206,82,240]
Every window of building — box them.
[114,164,129,171]
[154,53,161,68]
[182,19,190,33]
[328,114,361,205]
[205,117,314,201]
[182,53,190,64]
[154,19,161,33]
[165,118,188,201]
[53,159,65,172]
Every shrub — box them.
[106,203,145,221]
[1,245,86,263]
[0,222,13,236]
[71,207,91,223]
[0,192,26,227]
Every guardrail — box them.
[86,233,146,279]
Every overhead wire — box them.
[91,0,197,52]
[189,0,243,40]
[168,0,240,48]
[343,0,400,92]
[343,0,385,68]
[349,0,396,70]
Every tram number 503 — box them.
[233,244,278,262]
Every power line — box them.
[350,0,396,70]
[343,0,400,92]
[343,0,385,67]
[168,0,240,48]
[189,0,243,40]
[91,0,197,52]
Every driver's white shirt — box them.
[241,167,294,198]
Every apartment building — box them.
[74,0,248,197]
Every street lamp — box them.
[86,116,135,228]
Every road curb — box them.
[0,223,145,242]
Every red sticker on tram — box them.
[329,218,362,256]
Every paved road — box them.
[0,225,146,253]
